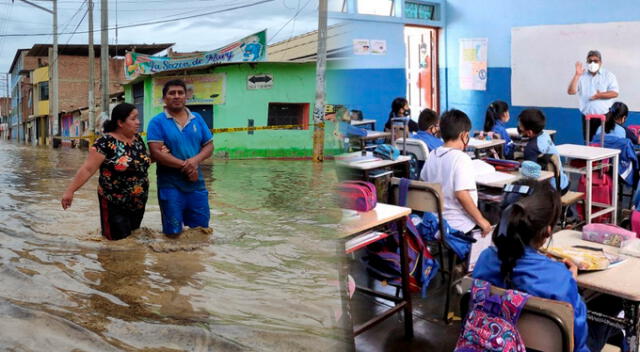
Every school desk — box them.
[549,230,640,352]
[557,144,620,224]
[506,128,557,140]
[338,203,414,339]
[351,131,391,154]
[350,119,376,130]
[336,151,411,180]
[475,170,555,189]
[467,138,506,159]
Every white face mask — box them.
[588,62,600,73]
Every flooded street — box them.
[0,140,345,351]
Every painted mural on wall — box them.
[152,74,226,106]
[125,30,267,80]
[459,38,488,91]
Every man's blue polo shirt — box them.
[147,108,213,192]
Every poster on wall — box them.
[152,74,226,107]
[125,30,266,80]
[353,39,371,55]
[459,38,488,91]
[370,40,387,55]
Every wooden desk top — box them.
[336,151,411,171]
[476,170,555,188]
[556,144,620,161]
[468,138,506,149]
[549,230,640,301]
[338,203,412,238]
[351,119,376,127]
[356,131,391,141]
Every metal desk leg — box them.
[337,239,357,351]
[361,139,366,156]
[612,154,619,224]
[586,160,593,224]
[396,218,414,338]
[624,300,640,352]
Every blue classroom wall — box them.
[329,20,407,130]
[443,0,640,144]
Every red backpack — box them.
[576,172,612,223]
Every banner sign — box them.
[125,30,266,79]
[152,74,226,106]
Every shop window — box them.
[38,82,49,101]
[267,103,309,130]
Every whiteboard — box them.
[511,21,640,109]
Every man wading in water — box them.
[147,79,214,236]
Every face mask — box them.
[403,109,411,117]
[588,62,600,73]
[462,133,470,149]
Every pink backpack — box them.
[336,181,377,211]
[577,172,612,223]
[631,210,640,238]
[455,279,529,352]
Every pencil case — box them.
[581,223,635,248]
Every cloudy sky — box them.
[0,0,320,94]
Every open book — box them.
[472,159,517,186]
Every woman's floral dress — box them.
[93,134,151,211]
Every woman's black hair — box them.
[483,100,509,132]
[103,103,137,133]
[518,108,546,135]
[604,101,629,133]
[492,179,561,286]
[388,97,408,118]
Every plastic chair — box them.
[389,177,458,323]
[394,138,430,161]
[459,276,575,352]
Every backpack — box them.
[336,181,377,212]
[577,172,612,223]
[414,212,475,261]
[455,279,529,352]
[362,178,439,297]
[373,144,400,161]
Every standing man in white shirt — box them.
[567,50,619,142]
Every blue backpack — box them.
[373,144,400,161]
[362,178,439,297]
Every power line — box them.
[268,0,313,44]
[0,0,274,37]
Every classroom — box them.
[333,1,640,351]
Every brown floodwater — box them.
[0,140,347,351]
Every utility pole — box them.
[88,0,96,138]
[51,0,59,146]
[100,0,109,125]
[312,0,328,162]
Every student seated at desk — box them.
[483,100,514,159]
[411,108,443,151]
[473,180,624,352]
[384,97,419,133]
[519,109,570,194]
[594,102,639,145]
[419,109,492,237]
[331,107,368,151]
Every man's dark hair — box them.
[587,50,602,61]
[418,108,439,131]
[440,109,471,142]
[162,79,187,97]
[519,108,546,134]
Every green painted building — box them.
[123,61,344,159]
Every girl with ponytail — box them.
[483,100,514,159]
[595,101,628,140]
[472,180,623,352]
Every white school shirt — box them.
[577,68,619,115]
[419,147,477,233]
